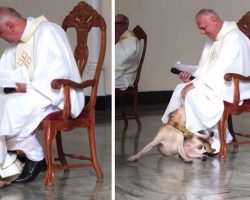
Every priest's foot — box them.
[14,158,47,183]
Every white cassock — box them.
[162,21,250,152]
[0,16,84,176]
[115,30,143,90]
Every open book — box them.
[0,68,29,88]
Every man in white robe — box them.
[162,9,250,153]
[115,14,142,90]
[0,7,84,183]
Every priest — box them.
[115,14,143,90]
[162,9,250,153]
[0,7,84,183]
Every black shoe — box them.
[17,155,27,163]
[203,152,218,157]
[14,158,47,183]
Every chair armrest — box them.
[50,79,95,119]
[224,73,250,81]
[224,73,250,106]
[51,79,95,89]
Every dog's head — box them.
[184,136,208,160]
[168,107,186,125]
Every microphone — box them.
[170,68,195,80]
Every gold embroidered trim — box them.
[168,119,193,138]
[16,16,48,80]
[17,51,32,68]
[20,16,48,42]
[119,31,135,41]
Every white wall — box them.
[116,0,250,92]
[0,0,112,95]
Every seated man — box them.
[162,9,250,153]
[115,14,143,90]
[0,7,84,183]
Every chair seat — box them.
[224,99,250,107]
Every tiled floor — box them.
[115,104,250,200]
[0,110,111,200]
[3,103,250,199]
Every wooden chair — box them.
[115,25,147,130]
[39,1,106,186]
[218,11,250,158]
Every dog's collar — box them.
[167,120,193,138]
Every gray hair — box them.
[195,9,220,22]
[0,7,22,22]
[115,14,129,25]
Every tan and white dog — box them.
[128,107,214,163]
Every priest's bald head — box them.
[195,9,223,40]
[0,7,26,43]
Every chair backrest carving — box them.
[62,1,106,108]
[132,25,147,89]
[237,11,250,39]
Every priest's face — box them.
[0,21,20,43]
[115,15,129,41]
[196,15,221,40]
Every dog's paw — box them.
[184,158,193,163]
[127,156,138,162]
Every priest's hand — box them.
[179,72,192,83]
[181,83,194,98]
[15,83,27,93]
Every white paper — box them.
[173,61,197,75]
[0,68,29,88]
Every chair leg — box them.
[88,126,103,179]
[227,114,234,134]
[218,113,228,158]
[119,96,128,125]
[121,121,128,156]
[227,115,239,149]
[56,131,69,173]
[44,125,57,186]
[133,93,141,130]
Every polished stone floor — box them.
[115,104,250,200]
[0,110,111,200]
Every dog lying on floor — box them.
[128,107,215,163]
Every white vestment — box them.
[162,21,250,151]
[115,30,143,90]
[0,16,84,172]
